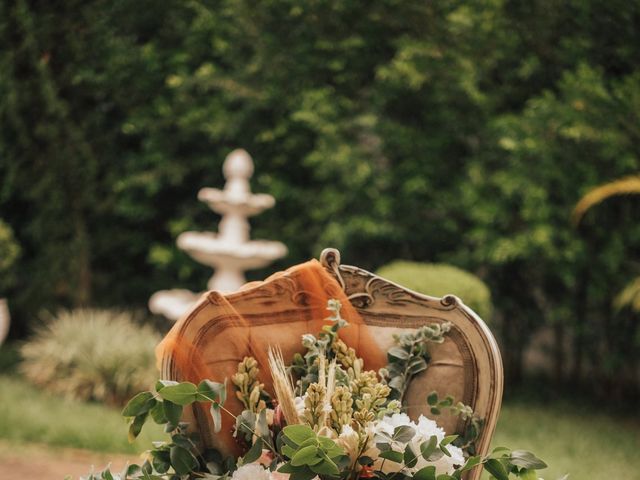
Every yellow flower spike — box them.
[249,384,261,408]
[329,386,353,433]
[304,382,327,430]
[233,356,267,412]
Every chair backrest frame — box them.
[319,248,503,480]
[161,248,503,480]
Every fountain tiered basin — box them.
[177,233,287,269]
[148,149,287,321]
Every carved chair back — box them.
[160,248,503,480]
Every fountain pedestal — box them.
[149,149,287,321]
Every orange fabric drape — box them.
[156,259,386,454]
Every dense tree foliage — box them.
[1,0,639,398]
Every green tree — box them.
[1,0,639,398]
[456,64,640,389]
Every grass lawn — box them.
[0,375,165,454]
[1,372,639,479]
[488,399,640,479]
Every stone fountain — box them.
[149,149,288,321]
[0,299,9,347]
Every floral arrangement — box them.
[82,300,555,480]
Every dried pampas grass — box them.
[268,346,300,425]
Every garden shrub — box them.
[376,261,493,321]
[20,309,160,405]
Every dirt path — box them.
[0,441,140,479]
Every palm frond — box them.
[572,175,640,225]
[614,276,640,313]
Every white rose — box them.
[231,464,271,480]
[374,413,413,437]
[414,415,445,443]
[369,414,414,473]
[410,417,464,475]
[369,414,465,476]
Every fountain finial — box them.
[149,149,287,321]
[224,149,254,180]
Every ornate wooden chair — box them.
[159,248,503,480]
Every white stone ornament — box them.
[149,149,287,321]
[0,299,9,347]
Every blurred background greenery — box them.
[0,0,639,477]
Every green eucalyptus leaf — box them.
[297,437,318,449]
[289,466,317,480]
[197,379,227,404]
[413,466,436,480]
[101,470,114,480]
[283,425,315,446]
[379,450,403,463]
[420,435,438,460]
[236,410,257,443]
[241,438,264,465]
[157,382,198,405]
[388,376,405,391]
[428,449,444,462]
[128,412,147,442]
[282,445,297,458]
[376,441,391,452]
[388,346,410,360]
[171,433,193,449]
[489,447,511,459]
[440,396,454,407]
[156,380,179,391]
[291,445,320,466]
[121,464,141,478]
[484,459,509,480]
[122,392,156,417]
[427,392,439,406]
[149,401,168,424]
[408,358,428,374]
[210,404,222,433]
[404,444,418,468]
[519,469,538,480]
[509,450,548,470]
[317,437,344,458]
[170,445,199,475]
[393,425,415,443]
[309,458,339,475]
[461,455,482,472]
[277,463,296,474]
[151,450,171,474]
[334,455,351,470]
[163,400,183,428]
[440,435,457,446]
[440,444,451,457]
[141,459,152,474]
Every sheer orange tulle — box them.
[155,259,386,454]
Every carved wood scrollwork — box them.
[320,248,461,311]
